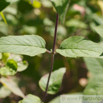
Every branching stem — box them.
[43,14,59,103]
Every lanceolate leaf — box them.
[0,77,25,98]
[0,35,46,56]
[0,12,8,25]
[84,57,103,76]
[0,59,18,76]
[19,94,41,103]
[94,25,103,38]
[56,36,103,58]
[39,68,66,94]
[51,0,70,24]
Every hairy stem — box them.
[43,14,59,103]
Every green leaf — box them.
[0,53,2,59]
[0,0,19,12]
[51,0,70,24]
[8,54,28,72]
[18,0,34,14]
[94,25,103,38]
[0,0,10,12]
[0,59,18,76]
[0,35,46,56]
[84,57,103,76]
[84,75,103,96]
[56,36,103,58]
[0,86,11,98]
[2,53,10,63]
[65,19,87,29]
[49,96,60,103]
[0,77,25,98]
[19,94,41,103]
[39,68,66,94]
[0,21,8,35]
[17,61,28,72]
[0,12,8,25]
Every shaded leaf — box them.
[0,0,10,12]
[84,57,103,76]
[66,19,87,29]
[84,75,103,96]
[56,36,103,58]
[51,0,70,24]
[0,86,11,98]
[0,77,25,98]
[39,68,66,94]
[0,21,8,35]
[18,0,34,14]
[94,25,103,38]
[0,59,18,76]
[19,94,41,103]
[0,35,46,56]
[0,0,19,12]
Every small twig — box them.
[46,50,51,54]
[43,14,59,103]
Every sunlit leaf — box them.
[39,68,66,94]
[97,0,103,14]
[8,54,28,72]
[84,75,103,96]
[0,86,11,98]
[0,12,8,25]
[56,36,103,58]
[0,77,25,98]
[0,35,46,56]
[94,25,103,38]
[84,57,103,76]
[33,0,41,8]
[19,94,41,103]
[66,19,87,29]
[17,61,28,72]
[2,53,10,63]
[0,59,18,76]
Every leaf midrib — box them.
[0,44,45,49]
[58,48,101,53]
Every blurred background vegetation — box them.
[0,0,103,103]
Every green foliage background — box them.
[0,0,103,103]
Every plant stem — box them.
[46,50,51,54]
[43,14,59,103]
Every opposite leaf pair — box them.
[0,35,102,58]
